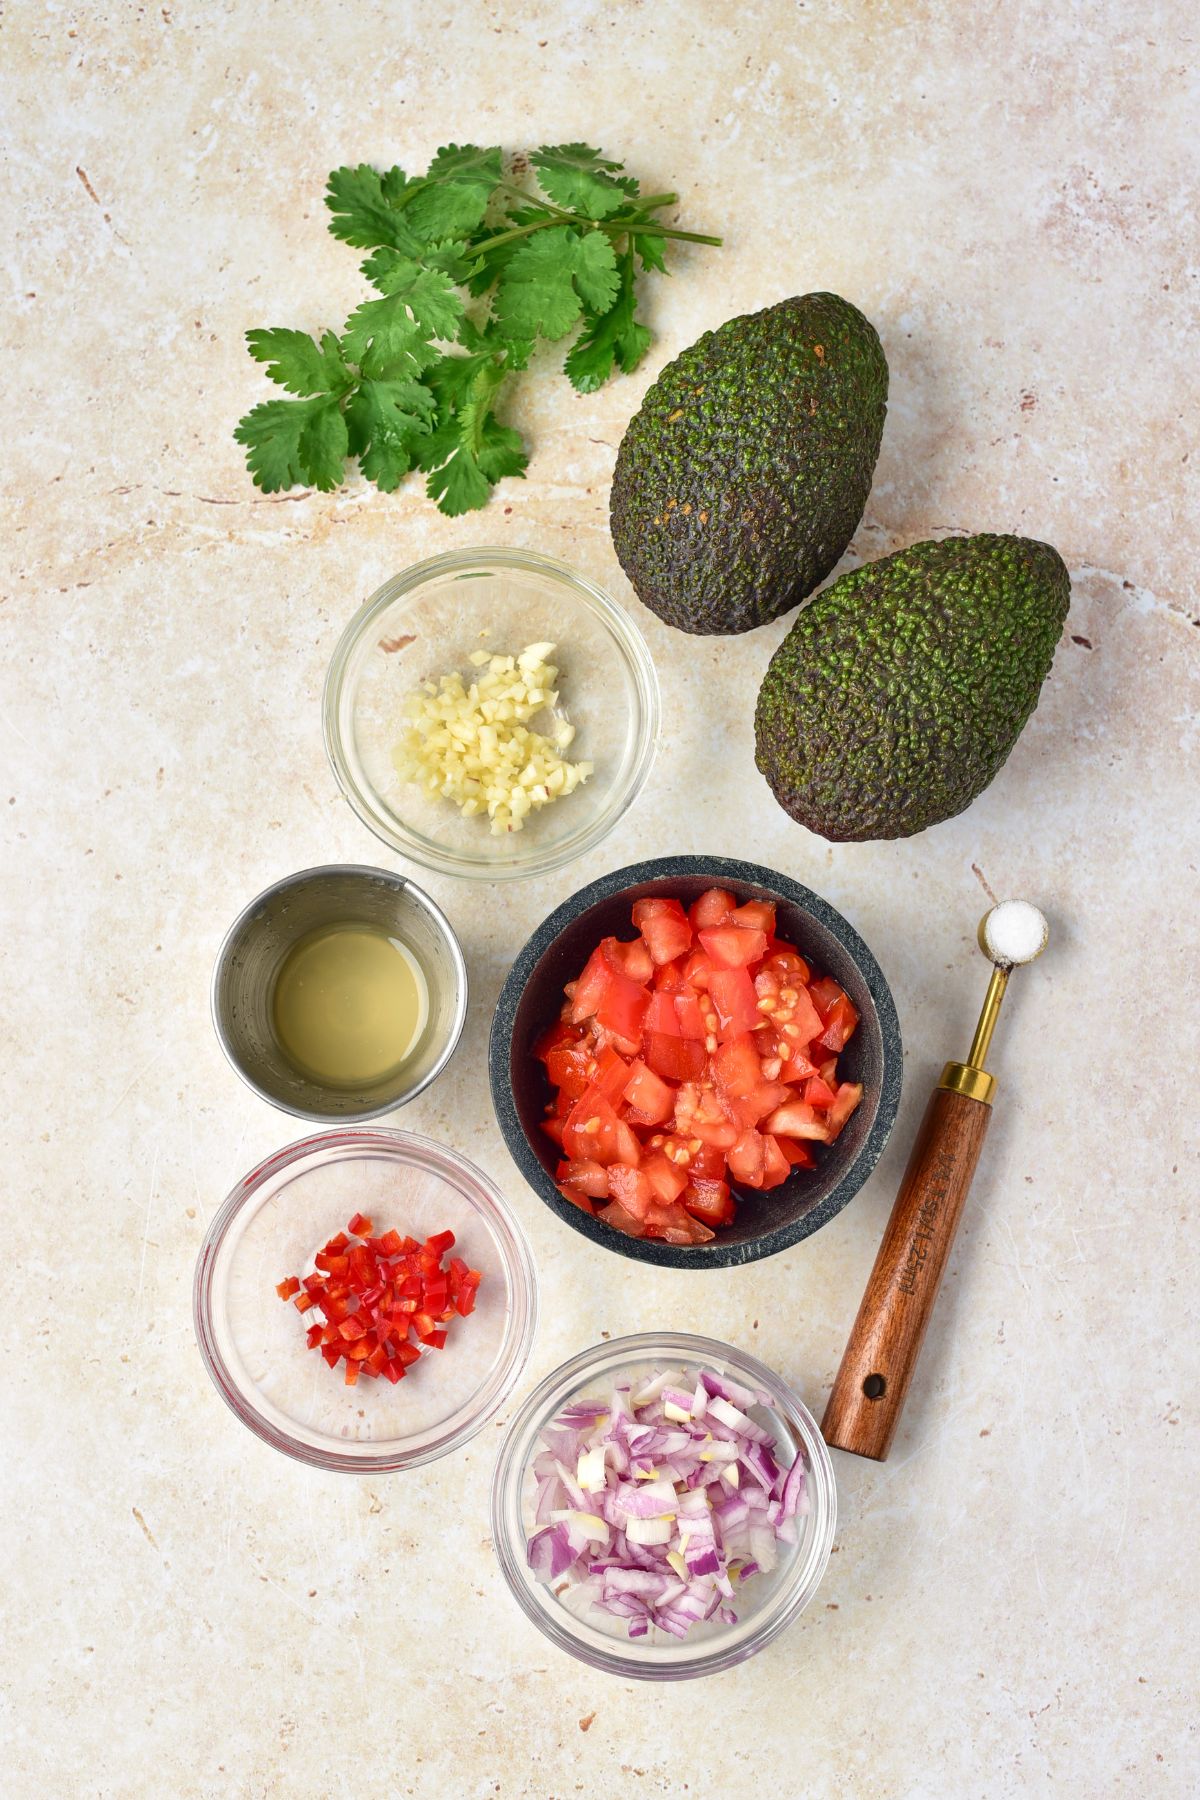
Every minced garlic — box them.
[392,642,593,835]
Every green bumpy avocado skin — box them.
[754,533,1071,841]
[609,293,888,635]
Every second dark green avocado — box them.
[609,293,888,635]
[754,533,1071,841]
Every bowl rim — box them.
[193,1125,539,1472]
[210,862,469,1124]
[321,545,661,882]
[488,855,903,1269]
[489,1330,837,1679]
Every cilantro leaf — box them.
[345,378,435,491]
[464,205,551,296]
[633,230,668,275]
[564,251,652,393]
[572,231,622,312]
[325,164,418,249]
[341,255,463,377]
[495,226,619,340]
[417,353,527,515]
[357,251,465,337]
[297,401,350,491]
[234,395,346,492]
[424,411,527,515]
[245,328,351,396]
[404,143,503,240]
[531,143,638,219]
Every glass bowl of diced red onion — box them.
[490,1331,835,1678]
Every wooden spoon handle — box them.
[821,1085,991,1461]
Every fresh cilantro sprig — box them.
[234,143,721,516]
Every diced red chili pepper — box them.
[278,1211,483,1385]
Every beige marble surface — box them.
[3,1,1198,1794]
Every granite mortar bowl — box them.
[489,856,903,1269]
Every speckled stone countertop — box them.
[3,3,1197,1795]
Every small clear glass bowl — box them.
[193,1128,537,1471]
[490,1332,836,1679]
[323,547,660,882]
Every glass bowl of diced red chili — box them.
[488,857,903,1268]
[193,1127,538,1470]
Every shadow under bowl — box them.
[489,856,903,1269]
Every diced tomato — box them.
[826,1081,863,1139]
[688,1140,728,1181]
[804,1073,837,1109]
[583,1045,633,1109]
[681,1177,735,1228]
[689,888,736,929]
[544,1041,593,1100]
[764,943,812,984]
[734,1080,793,1128]
[564,1097,642,1167]
[622,1060,675,1125]
[708,966,761,1037]
[598,1200,645,1237]
[728,1128,766,1187]
[699,925,769,970]
[557,1184,595,1214]
[540,1116,565,1147]
[779,1044,820,1083]
[763,1101,832,1142]
[632,897,694,965]
[642,1152,689,1203]
[775,1137,816,1169]
[788,985,826,1046]
[567,945,611,1023]
[758,1134,792,1189]
[673,991,707,1040]
[556,1158,610,1199]
[603,934,654,986]
[712,1035,763,1101]
[607,1163,655,1221]
[643,1031,707,1084]
[645,1200,714,1245]
[729,899,776,934]
[594,966,650,1041]
[820,994,859,1052]
[681,949,716,993]
[808,975,844,1018]
[644,990,682,1037]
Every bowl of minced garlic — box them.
[394,642,593,836]
[323,547,660,882]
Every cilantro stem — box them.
[472,211,722,256]
[621,222,724,247]
[494,179,573,220]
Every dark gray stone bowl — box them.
[489,856,903,1268]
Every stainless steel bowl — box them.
[211,864,467,1122]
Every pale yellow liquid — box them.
[271,924,428,1088]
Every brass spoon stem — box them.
[939,963,1010,1107]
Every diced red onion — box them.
[525,1363,806,1643]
